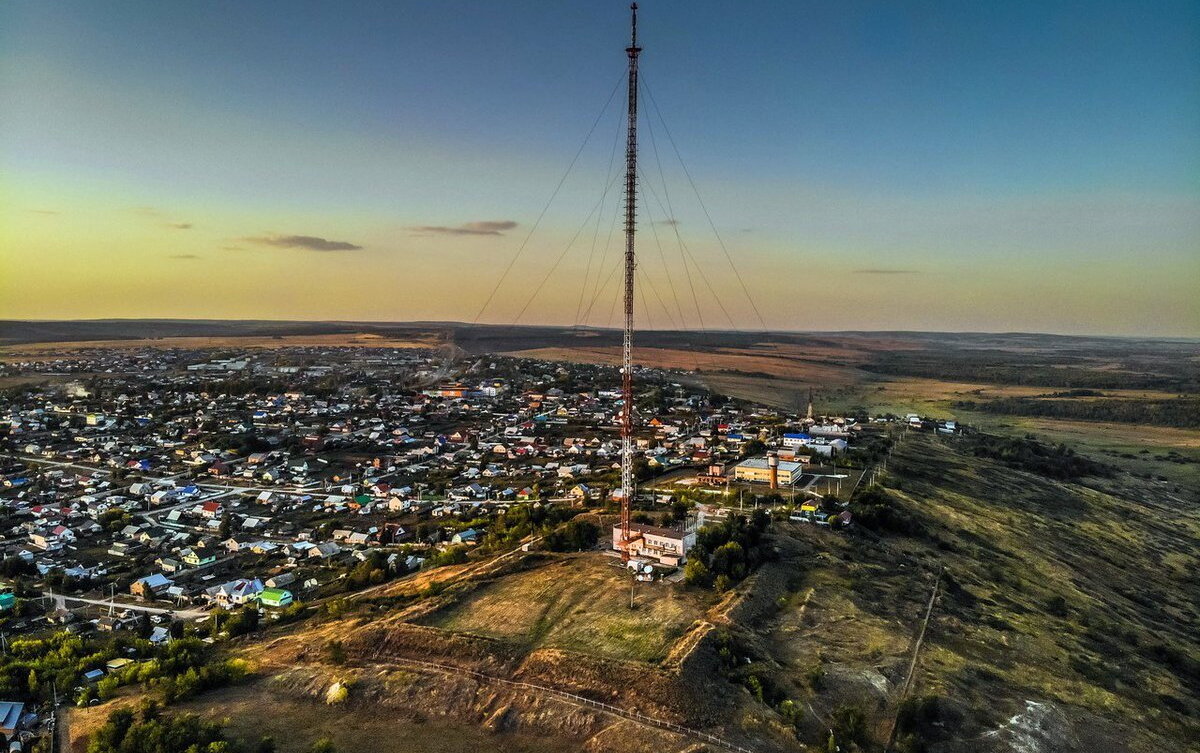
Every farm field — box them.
[0,332,436,359]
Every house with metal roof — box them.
[0,701,24,737]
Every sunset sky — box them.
[2,1,1198,336]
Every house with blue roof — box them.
[0,701,26,736]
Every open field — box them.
[961,413,1200,493]
[511,345,866,386]
[0,332,437,359]
[419,553,713,663]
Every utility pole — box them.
[618,2,642,562]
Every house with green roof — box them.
[258,587,293,608]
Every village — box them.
[0,345,957,743]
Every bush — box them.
[851,487,927,538]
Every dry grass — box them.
[419,554,713,663]
[68,681,567,753]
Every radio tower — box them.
[619,2,641,561]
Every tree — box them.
[544,520,599,552]
[683,557,712,588]
[741,439,766,458]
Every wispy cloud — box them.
[243,234,364,251]
[30,209,59,215]
[410,220,518,236]
[133,206,194,229]
[655,218,680,227]
[853,268,921,275]
[168,254,200,260]
[220,245,245,252]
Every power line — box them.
[640,82,706,332]
[576,98,627,325]
[511,169,625,325]
[473,69,626,324]
[641,73,769,332]
[638,169,737,330]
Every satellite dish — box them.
[643,564,654,574]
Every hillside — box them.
[62,432,1198,753]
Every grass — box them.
[68,681,566,753]
[418,553,712,663]
[747,432,1199,751]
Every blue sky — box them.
[2,1,1198,335]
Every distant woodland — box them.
[955,397,1200,429]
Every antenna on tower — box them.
[619,2,642,562]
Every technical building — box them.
[610,522,696,567]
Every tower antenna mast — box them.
[619,2,641,560]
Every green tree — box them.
[683,557,712,588]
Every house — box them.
[180,546,217,568]
[258,588,293,608]
[568,484,594,502]
[130,573,173,599]
[204,578,264,608]
[200,500,225,519]
[451,528,480,545]
[0,701,25,738]
[28,531,62,551]
[96,614,138,632]
[265,572,296,589]
[308,542,342,559]
[611,522,696,567]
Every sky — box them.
[1,1,1198,336]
